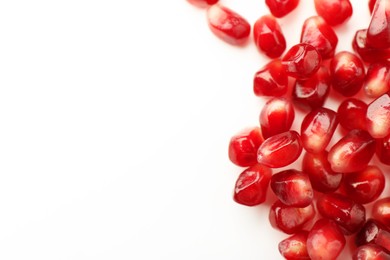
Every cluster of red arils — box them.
[189,0,390,259]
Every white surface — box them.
[0,0,382,259]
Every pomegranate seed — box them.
[307,219,346,260]
[253,15,286,58]
[228,127,264,167]
[281,43,322,80]
[328,129,376,173]
[356,220,390,249]
[365,62,390,98]
[314,0,353,26]
[372,197,390,229]
[342,166,385,204]
[302,151,343,193]
[317,193,366,235]
[265,0,299,18]
[300,16,338,59]
[369,0,377,14]
[269,200,315,234]
[278,231,310,260]
[271,169,313,207]
[292,65,331,110]
[352,29,390,63]
[330,51,365,97]
[207,4,251,45]
[353,244,390,260]
[367,0,390,49]
[253,59,288,97]
[366,93,390,139]
[257,131,303,168]
[301,107,338,154]
[259,97,295,139]
[376,133,390,165]
[337,98,368,132]
[233,164,272,206]
[187,0,218,8]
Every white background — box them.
[0,0,385,259]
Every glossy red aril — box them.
[365,62,390,98]
[281,43,322,80]
[257,131,303,168]
[254,59,288,97]
[372,197,390,229]
[337,98,368,132]
[278,231,310,260]
[307,219,346,260]
[253,15,286,58]
[369,0,377,14]
[265,0,299,18]
[228,127,263,167]
[353,244,390,260]
[328,129,376,173]
[301,107,338,154]
[317,193,366,234]
[259,97,295,139]
[376,133,390,165]
[356,220,390,251]
[367,0,390,49]
[207,4,251,45]
[342,166,385,204]
[302,151,343,193]
[314,0,352,26]
[300,16,338,59]
[233,164,272,206]
[269,200,315,234]
[271,169,313,207]
[187,0,218,8]
[292,65,331,110]
[352,29,390,63]
[330,51,365,97]
[366,93,390,139]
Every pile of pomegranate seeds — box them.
[190,0,390,258]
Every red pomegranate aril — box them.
[281,43,322,80]
[365,62,390,98]
[257,131,303,168]
[356,220,390,251]
[292,65,331,110]
[228,127,263,167]
[302,151,343,193]
[330,51,365,97]
[342,166,385,204]
[187,0,218,8]
[307,219,346,260]
[353,244,390,260]
[372,198,390,229]
[314,0,353,26]
[366,93,390,139]
[352,29,390,63]
[376,133,390,165]
[278,231,310,260]
[301,107,338,154]
[337,98,368,132]
[254,59,288,97]
[328,129,376,173]
[369,0,377,14]
[253,15,286,58]
[207,4,251,45]
[269,200,315,234]
[271,169,313,207]
[233,164,272,206]
[300,16,338,59]
[367,0,390,49]
[259,97,295,139]
[265,0,299,18]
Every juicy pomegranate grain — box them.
[269,200,315,234]
[367,0,390,49]
[187,0,218,8]
[278,231,310,260]
[259,97,295,139]
[233,164,272,206]
[281,43,322,80]
[302,151,343,193]
[337,98,368,132]
[307,219,346,260]
[372,197,390,229]
[376,133,390,165]
[271,169,313,207]
[300,107,338,154]
[207,4,251,45]
[300,16,338,59]
[253,59,288,97]
[228,127,264,167]
[253,15,286,58]
[365,62,390,98]
[353,244,390,260]
[330,51,365,97]
[356,219,390,253]
[265,0,300,18]
[352,29,390,63]
[257,131,303,168]
[314,0,353,26]
[366,93,390,139]
[328,129,376,173]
